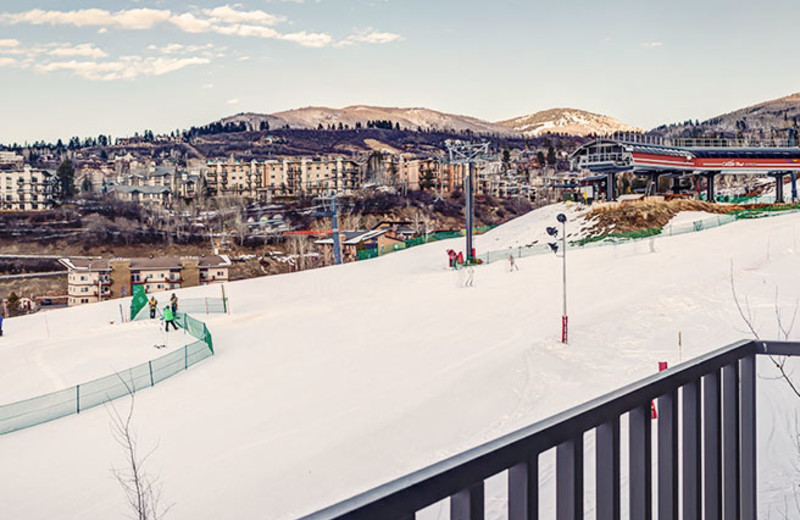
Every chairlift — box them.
[548,242,559,253]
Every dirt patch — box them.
[585,199,739,236]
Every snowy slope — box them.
[3,205,800,519]
[497,108,640,137]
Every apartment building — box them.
[0,165,56,211]
[60,255,231,306]
[206,156,361,199]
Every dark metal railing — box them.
[300,339,798,520]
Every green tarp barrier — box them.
[130,284,148,321]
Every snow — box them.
[664,210,720,228]
[3,204,800,519]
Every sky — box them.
[1,0,800,143]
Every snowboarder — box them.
[508,254,519,272]
[148,296,158,319]
[170,293,178,314]
[163,305,178,332]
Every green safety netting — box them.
[130,285,148,322]
[0,313,215,436]
[132,297,227,321]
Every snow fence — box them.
[476,206,800,265]
[0,312,214,436]
[132,296,228,321]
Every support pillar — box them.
[465,162,474,262]
[606,172,617,201]
[790,171,797,202]
[774,173,785,204]
[705,172,718,203]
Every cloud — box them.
[49,43,107,59]
[202,5,285,26]
[0,6,398,49]
[35,55,210,81]
[203,83,214,89]
[0,38,19,47]
[642,41,663,48]
[0,8,171,30]
[0,57,16,66]
[226,98,239,104]
[338,30,403,47]
[97,27,108,34]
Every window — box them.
[80,275,87,281]
[82,298,88,304]
[217,271,224,277]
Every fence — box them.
[132,296,228,321]
[0,312,214,436]
[356,227,497,262]
[300,338,794,520]
[477,206,800,265]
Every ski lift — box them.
[548,242,559,253]
[546,226,559,237]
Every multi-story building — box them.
[0,165,56,211]
[205,156,361,199]
[60,255,231,306]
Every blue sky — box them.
[1,0,799,143]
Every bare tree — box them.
[107,377,172,520]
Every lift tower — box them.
[445,140,490,263]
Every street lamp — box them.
[547,213,568,343]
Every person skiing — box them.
[163,305,178,332]
[148,296,158,319]
[0,313,4,336]
[170,293,178,314]
[508,254,519,272]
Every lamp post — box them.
[548,212,568,343]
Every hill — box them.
[496,108,640,137]
[653,91,800,139]
[2,204,800,519]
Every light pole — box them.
[547,212,569,343]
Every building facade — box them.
[0,165,55,211]
[60,255,231,306]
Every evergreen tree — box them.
[56,159,76,200]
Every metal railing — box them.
[300,339,798,520]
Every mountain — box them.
[653,91,800,137]
[496,108,641,137]
[219,105,517,135]
[214,105,638,138]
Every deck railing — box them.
[300,339,797,520]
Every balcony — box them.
[300,339,789,520]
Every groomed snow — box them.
[2,204,800,519]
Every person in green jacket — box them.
[163,306,178,332]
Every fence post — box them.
[508,455,538,520]
[185,345,188,370]
[205,297,209,314]
[149,360,154,387]
[76,385,80,414]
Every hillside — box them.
[497,108,640,137]
[219,105,517,136]
[653,91,800,138]
[2,204,800,519]
[215,105,638,139]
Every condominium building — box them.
[60,255,231,306]
[0,165,55,211]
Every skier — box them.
[148,296,158,319]
[163,305,178,332]
[508,254,519,272]
[170,293,178,314]
[0,313,4,336]
[464,266,475,287]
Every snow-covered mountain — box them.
[214,106,638,137]
[496,108,641,137]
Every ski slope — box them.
[3,204,800,519]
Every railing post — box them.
[740,354,756,520]
[556,436,583,520]
[658,390,678,520]
[629,405,652,520]
[722,363,739,520]
[76,385,80,414]
[596,417,620,520]
[451,482,484,520]
[683,379,701,520]
[509,455,538,520]
[185,345,188,370]
[149,360,154,387]
[704,370,722,520]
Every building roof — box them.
[59,255,231,272]
[108,184,171,195]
